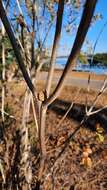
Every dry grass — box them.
[0,79,107,189]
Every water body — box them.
[56,57,107,75]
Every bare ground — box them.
[0,80,107,190]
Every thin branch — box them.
[42,0,46,17]
[0,109,15,119]
[44,0,98,107]
[16,35,32,68]
[91,21,107,64]
[16,0,23,15]
[15,0,32,67]
[85,74,91,113]
[22,90,28,127]
[35,59,45,78]
[86,78,107,115]
[54,118,85,163]
[57,102,74,127]
[53,93,107,168]
[36,15,41,47]
[16,0,31,33]
[1,23,5,122]
[41,21,53,50]
[35,22,53,79]
[85,20,107,112]
[31,0,36,69]
[45,0,65,97]
[5,0,10,9]
[87,105,107,116]
[45,117,87,181]
[57,88,81,128]
[49,90,107,174]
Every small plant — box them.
[95,123,105,143]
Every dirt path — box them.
[37,71,107,91]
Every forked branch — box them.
[44,0,98,107]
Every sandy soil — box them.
[54,69,106,80]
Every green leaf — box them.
[96,133,104,143]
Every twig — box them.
[85,74,91,114]
[85,20,107,114]
[0,109,15,119]
[86,104,107,116]
[16,0,31,33]
[44,118,86,183]
[16,0,23,15]
[86,78,107,116]
[56,88,81,128]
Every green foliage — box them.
[96,124,105,143]
[93,53,107,65]
[0,34,14,65]
[96,133,104,143]
[78,52,88,64]
[42,62,49,71]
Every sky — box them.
[49,0,107,56]
[87,0,107,53]
[2,0,106,57]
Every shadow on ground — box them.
[49,99,107,132]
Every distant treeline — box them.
[78,53,107,66]
[93,53,107,65]
[58,53,107,66]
